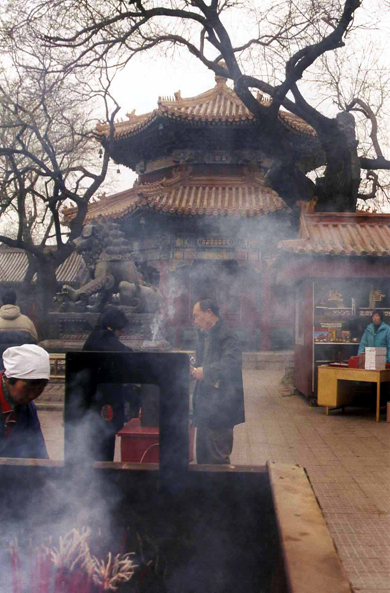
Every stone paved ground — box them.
[38,370,390,593]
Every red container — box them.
[118,418,195,463]
[348,356,359,368]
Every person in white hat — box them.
[0,344,50,459]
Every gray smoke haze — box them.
[0,208,297,591]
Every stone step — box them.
[36,402,64,412]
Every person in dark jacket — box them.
[0,290,38,370]
[0,344,50,459]
[82,306,138,461]
[191,298,245,464]
[358,310,390,362]
[83,306,131,353]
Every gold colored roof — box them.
[278,212,390,256]
[65,169,288,222]
[96,78,316,139]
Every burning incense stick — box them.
[92,552,138,591]
[10,541,22,593]
[9,527,143,593]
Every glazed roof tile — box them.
[0,249,86,283]
[72,171,288,222]
[139,181,286,217]
[97,79,315,139]
[55,252,87,283]
[278,212,390,256]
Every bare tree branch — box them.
[347,97,384,159]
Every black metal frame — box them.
[64,351,190,494]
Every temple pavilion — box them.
[64,74,322,351]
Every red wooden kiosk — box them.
[277,209,390,401]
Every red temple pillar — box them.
[159,262,190,349]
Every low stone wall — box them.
[173,349,295,371]
[243,350,294,371]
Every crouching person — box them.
[0,344,50,459]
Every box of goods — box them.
[365,352,386,360]
[365,347,387,355]
[358,353,366,368]
[365,350,386,355]
[341,330,351,342]
[365,361,386,370]
[366,351,386,359]
[348,356,359,368]
[314,328,328,343]
[365,347,387,368]
[365,349,387,370]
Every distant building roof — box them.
[278,212,390,257]
[0,248,86,284]
[64,169,288,222]
[96,76,316,140]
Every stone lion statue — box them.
[61,217,161,313]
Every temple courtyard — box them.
[37,369,390,593]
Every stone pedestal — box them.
[42,311,171,352]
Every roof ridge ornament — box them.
[158,95,176,103]
[297,197,318,214]
[215,61,228,86]
[215,73,228,86]
[256,91,271,106]
[95,121,106,133]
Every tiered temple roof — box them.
[278,212,390,257]
[64,169,288,223]
[75,77,320,223]
[97,77,316,140]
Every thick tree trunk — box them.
[265,111,361,213]
[22,254,37,289]
[316,112,361,212]
[35,259,59,340]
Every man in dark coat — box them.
[83,306,139,461]
[0,344,50,459]
[191,298,245,464]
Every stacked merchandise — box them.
[365,347,387,370]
